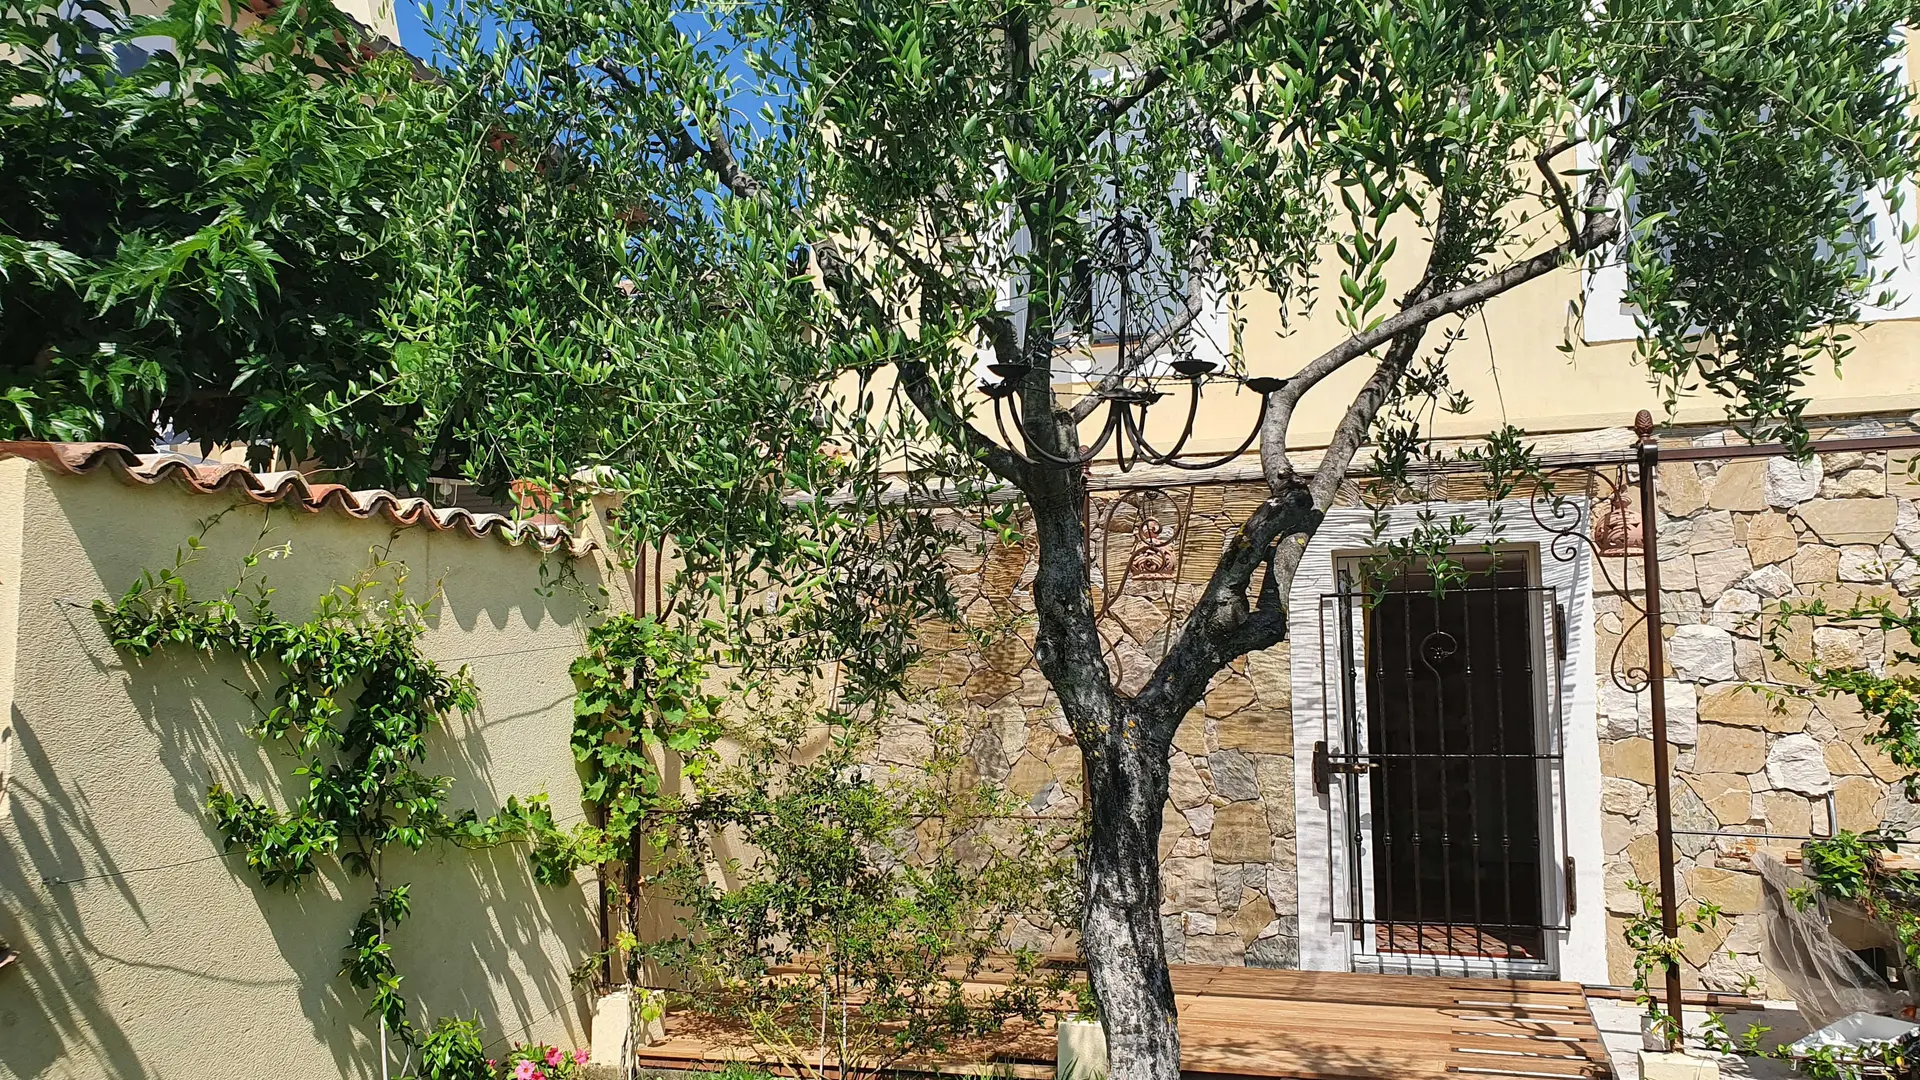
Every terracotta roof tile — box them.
[0,442,595,556]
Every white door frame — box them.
[1289,500,1608,984]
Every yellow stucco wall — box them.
[0,459,608,1079]
[1151,259,1920,456]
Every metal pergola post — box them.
[1633,411,1688,1050]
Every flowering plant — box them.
[499,1043,590,1079]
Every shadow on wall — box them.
[0,474,604,1078]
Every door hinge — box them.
[1565,855,1578,917]
[1312,739,1372,795]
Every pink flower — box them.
[573,1050,590,1066]
[513,1062,539,1080]
[545,1047,564,1067]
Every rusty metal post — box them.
[1634,410,1686,1049]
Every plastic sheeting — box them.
[1757,851,1913,1028]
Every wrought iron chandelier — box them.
[977,163,1287,472]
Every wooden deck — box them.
[632,966,1615,1080]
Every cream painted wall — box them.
[1150,252,1920,456]
[0,460,609,1079]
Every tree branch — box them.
[1097,0,1275,129]
[895,358,1030,485]
[1258,210,1619,491]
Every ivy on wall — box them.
[96,521,589,1065]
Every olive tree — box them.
[421,0,1920,1076]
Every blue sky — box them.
[392,0,438,58]
[391,0,424,52]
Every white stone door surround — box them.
[1287,499,1608,984]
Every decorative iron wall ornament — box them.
[1523,460,1654,694]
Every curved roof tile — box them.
[0,441,595,557]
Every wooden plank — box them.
[625,965,1615,1080]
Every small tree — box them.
[644,699,1075,1080]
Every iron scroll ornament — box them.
[1525,462,1655,695]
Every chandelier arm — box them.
[992,392,1034,465]
[1147,378,1204,462]
[1004,389,1124,467]
[1125,393,1269,471]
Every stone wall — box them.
[1597,417,1920,993]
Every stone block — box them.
[1182,803,1215,837]
[1248,648,1290,707]
[1761,620,1816,688]
[591,991,635,1064]
[1679,911,1733,964]
[1006,753,1054,797]
[1796,497,1898,545]
[1669,624,1737,682]
[1708,460,1768,511]
[1765,733,1834,795]
[1814,626,1875,670]
[1602,777,1650,816]
[1254,755,1296,835]
[1209,751,1260,802]
[1205,674,1258,717]
[1693,548,1753,605]
[1665,681,1699,746]
[1638,1051,1721,1080]
[1762,791,1812,837]
[1696,724,1767,775]
[1745,511,1799,566]
[1159,803,1188,862]
[1604,812,1636,855]
[1161,855,1219,915]
[1661,463,1708,516]
[1684,773,1753,826]
[1597,680,1645,740]
[1767,456,1823,506]
[1214,710,1291,754]
[1627,832,1662,883]
[1662,554,1698,592]
[1246,925,1299,968]
[1835,775,1884,832]
[1210,802,1272,864]
[1173,708,1209,756]
[1184,933,1245,965]
[1825,468,1886,499]
[1792,544,1840,583]
[1839,546,1887,583]
[1697,685,1809,732]
[1891,451,1920,497]
[1603,738,1657,785]
[1226,893,1277,943]
[1825,741,1871,777]
[1687,866,1763,915]
[1690,511,1737,554]
[1745,563,1794,599]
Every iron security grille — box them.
[1317,565,1572,972]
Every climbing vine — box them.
[96,520,584,1063]
[568,612,722,865]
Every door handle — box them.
[1312,740,1373,794]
